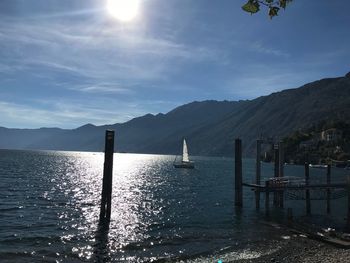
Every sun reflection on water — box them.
[53,152,170,261]
[109,154,166,247]
[2,150,319,262]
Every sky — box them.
[0,0,349,129]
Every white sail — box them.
[182,138,190,162]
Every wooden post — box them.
[255,139,262,209]
[235,139,243,207]
[326,164,331,214]
[278,141,284,208]
[279,141,284,177]
[287,208,293,222]
[265,180,270,216]
[100,130,115,223]
[305,162,311,215]
[347,175,350,230]
[273,144,279,207]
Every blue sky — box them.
[0,0,349,129]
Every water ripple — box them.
[1,150,348,262]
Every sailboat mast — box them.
[182,138,190,162]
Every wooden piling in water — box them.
[287,208,293,222]
[278,141,284,178]
[327,164,331,214]
[273,144,279,207]
[100,130,115,224]
[235,139,243,207]
[265,180,270,216]
[278,141,284,208]
[305,162,311,215]
[255,139,262,209]
[347,175,350,230]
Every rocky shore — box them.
[237,234,350,263]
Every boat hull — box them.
[174,162,194,169]
[309,164,328,169]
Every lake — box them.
[0,150,348,262]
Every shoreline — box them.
[182,220,350,263]
[238,235,350,263]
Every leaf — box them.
[242,1,260,14]
[279,0,287,9]
[269,6,280,18]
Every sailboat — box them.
[173,138,195,169]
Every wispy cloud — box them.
[249,41,290,58]
[68,83,133,94]
[0,95,182,129]
[0,99,144,129]
[1,0,349,129]
[224,64,320,100]
[0,16,225,84]
[0,13,200,127]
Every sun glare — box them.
[107,0,140,22]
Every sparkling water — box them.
[0,150,348,262]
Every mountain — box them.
[0,127,64,149]
[1,72,350,156]
[190,72,350,156]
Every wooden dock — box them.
[243,182,349,191]
[234,138,350,229]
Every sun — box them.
[107,0,140,22]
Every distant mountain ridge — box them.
[1,72,350,156]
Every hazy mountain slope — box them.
[187,74,350,155]
[26,124,108,152]
[0,127,64,149]
[1,72,349,156]
[109,100,240,153]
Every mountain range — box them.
[1,72,350,156]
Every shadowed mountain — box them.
[1,72,349,156]
[0,127,64,149]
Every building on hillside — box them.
[321,128,342,142]
[299,138,318,150]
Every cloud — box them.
[1,0,348,130]
[0,63,13,73]
[0,14,198,128]
[68,83,133,94]
[0,16,225,85]
[0,100,146,129]
[224,64,320,100]
[0,91,184,129]
[249,41,290,58]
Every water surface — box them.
[0,150,348,262]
